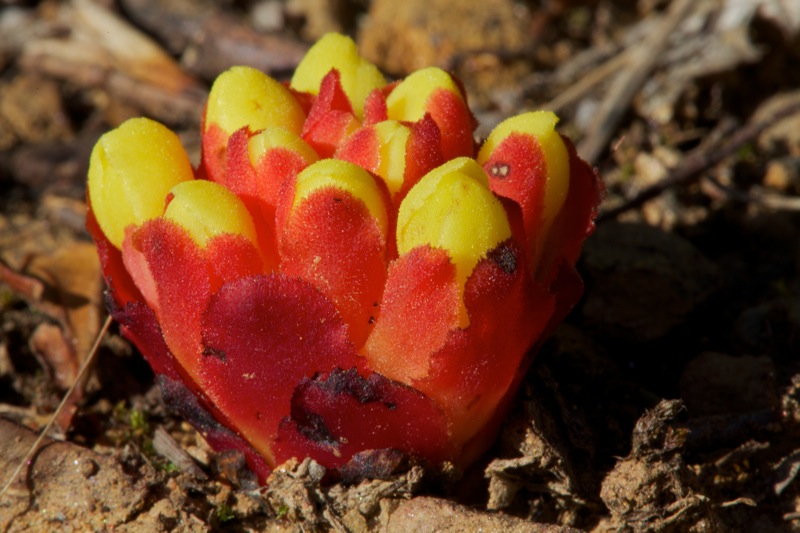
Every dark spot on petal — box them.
[202,346,226,362]
[322,368,382,404]
[487,243,516,274]
[159,376,232,439]
[368,316,375,324]
[465,394,482,410]
[296,411,339,447]
[275,368,450,469]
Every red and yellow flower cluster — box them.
[86,33,602,482]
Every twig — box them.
[0,315,113,500]
[705,177,800,211]
[578,0,695,164]
[152,426,208,480]
[543,46,637,113]
[720,497,757,508]
[598,97,800,222]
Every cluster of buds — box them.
[86,33,602,482]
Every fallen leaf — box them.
[0,241,103,402]
[30,322,78,391]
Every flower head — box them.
[86,33,602,482]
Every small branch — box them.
[543,46,636,113]
[598,97,800,222]
[578,0,695,164]
[705,177,800,211]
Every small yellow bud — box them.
[386,67,462,122]
[88,117,194,249]
[290,33,385,118]
[163,180,258,248]
[206,66,306,137]
[477,111,569,244]
[293,159,388,238]
[397,158,511,289]
[247,128,319,169]
[372,120,411,195]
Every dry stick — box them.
[0,314,113,500]
[577,0,695,165]
[704,175,800,211]
[598,98,800,222]
[543,46,637,113]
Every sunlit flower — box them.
[86,33,602,482]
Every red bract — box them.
[86,33,603,483]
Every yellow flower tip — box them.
[372,120,411,195]
[247,127,320,169]
[292,159,388,239]
[397,157,511,293]
[477,111,569,233]
[163,180,258,249]
[290,33,386,118]
[385,67,462,122]
[206,66,306,137]
[88,117,194,249]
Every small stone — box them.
[633,152,669,186]
[360,0,530,74]
[185,445,211,467]
[286,0,343,40]
[581,222,720,342]
[358,0,533,106]
[77,457,99,478]
[763,157,800,193]
[679,352,778,417]
[0,74,73,144]
[251,0,284,33]
[147,499,179,530]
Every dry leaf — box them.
[26,241,103,365]
[70,0,197,94]
[0,242,103,396]
[20,0,206,123]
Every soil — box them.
[2,0,800,531]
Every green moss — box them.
[111,402,153,453]
[216,502,235,523]
[161,462,181,474]
[129,408,150,434]
[0,286,15,308]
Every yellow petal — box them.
[397,157,511,289]
[477,111,569,242]
[386,67,462,122]
[206,66,306,137]
[373,120,411,194]
[290,33,385,118]
[88,117,194,249]
[293,159,388,238]
[247,127,319,169]
[163,180,258,248]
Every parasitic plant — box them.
[86,33,603,482]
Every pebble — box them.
[251,0,284,33]
[580,222,720,342]
[679,351,777,417]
